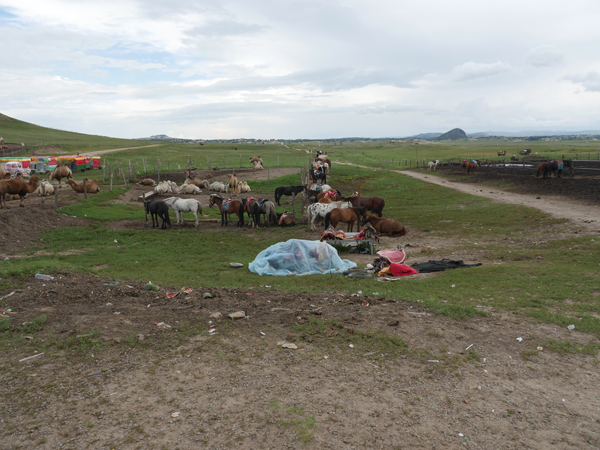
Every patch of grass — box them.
[293,318,408,358]
[22,315,47,334]
[541,339,600,356]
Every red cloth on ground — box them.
[389,263,418,277]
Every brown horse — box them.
[278,211,296,227]
[460,159,479,175]
[365,214,407,237]
[48,164,73,188]
[345,194,385,217]
[324,207,366,232]
[535,162,548,178]
[0,175,39,209]
[317,190,343,203]
[209,194,245,227]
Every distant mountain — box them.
[435,128,467,140]
[407,132,443,139]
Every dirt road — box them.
[80,143,165,156]
[397,170,600,234]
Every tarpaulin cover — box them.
[249,239,357,276]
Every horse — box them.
[209,194,245,227]
[277,211,296,227]
[307,201,351,231]
[274,185,304,206]
[345,194,385,217]
[305,184,332,202]
[144,199,172,229]
[259,200,278,227]
[460,159,479,175]
[536,159,573,178]
[309,167,327,184]
[244,197,261,228]
[535,162,549,178]
[317,190,342,203]
[48,164,73,188]
[163,197,208,227]
[427,160,440,171]
[364,214,407,237]
[324,206,367,232]
[0,175,39,209]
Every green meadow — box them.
[2,165,599,338]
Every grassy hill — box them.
[0,113,151,154]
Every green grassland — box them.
[2,165,599,338]
[99,139,600,179]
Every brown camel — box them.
[48,164,73,188]
[0,175,39,209]
[184,176,204,188]
[136,178,156,187]
[67,178,101,194]
[228,173,240,195]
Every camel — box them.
[252,160,264,170]
[184,176,204,188]
[0,175,39,208]
[136,178,156,187]
[0,137,3,145]
[249,156,263,165]
[36,180,55,196]
[228,173,240,195]
[66,178,101,194]
[4,193,28,201]
[48,164,73,188]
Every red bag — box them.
[389,263,418,277]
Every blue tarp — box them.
[249,239,357,276]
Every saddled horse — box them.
[324,206,367,232]
[317,189,342,203]
[365,214,407,237]
[309,167,327,184]
[427,160,440,171]
[461,159,479,175]
[277,211,296,227]
[274,185,304,206]
[345,194,385,217]
[144,199,172,229]
[163,197,208,227]
[305,184,332,203]
[209,194,245,227]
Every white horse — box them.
[307,201,351,231]
[427,160,440,171]
[163,197,208,227]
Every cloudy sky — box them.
[1,0,600,139]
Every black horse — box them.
[274,185,304,206]
[144,199,172,229]
[543,159,572,178]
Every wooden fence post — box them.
[84,177,88,199]
[53,185,59,211]
[110,172,113,191]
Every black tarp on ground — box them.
[410,260,482,273]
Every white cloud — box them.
[563,71,600,93]
[526,46,564,67]
[417,61,513,87]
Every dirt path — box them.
[397,170,600,233]
[80,143,165,156]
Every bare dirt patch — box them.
[2,273,599,449]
